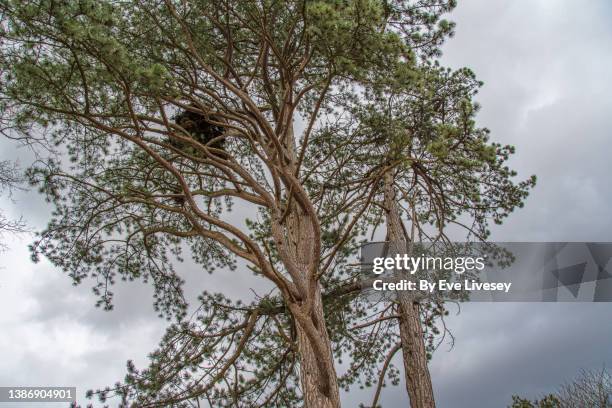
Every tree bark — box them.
[286,206,341,408]
[282,123,341,408]
[294,285,341,408]
[384,171,436,408]
[397,300,436,408]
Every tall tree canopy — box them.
[0,0,534,407]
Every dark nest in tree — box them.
[170,108,227,155]
[166,108,229,206]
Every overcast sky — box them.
[1,1,612,407]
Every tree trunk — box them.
[283,123,341,408]
[286,206,341,408]
[384,171,436,408]
[294,285,341,408]
[397,300,436,408]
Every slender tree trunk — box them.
[384,171,436,408]
[397,301,436,408]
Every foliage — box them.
[0,159,27,250]
[509,395,561,408]
[511,367,612,408]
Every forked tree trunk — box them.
[384,171,436,408]
[282,124,341,408]
[287,206,341,408]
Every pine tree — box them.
[0,1,534,406]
